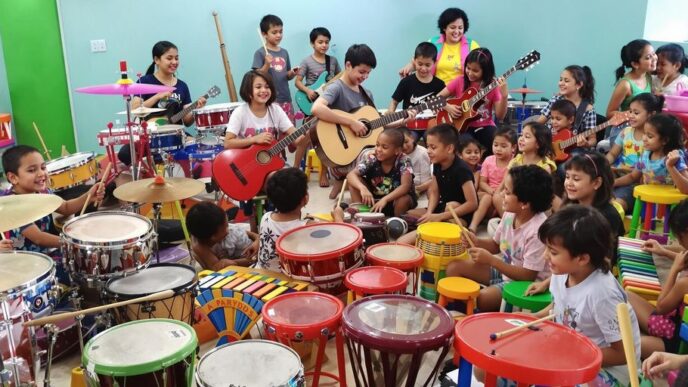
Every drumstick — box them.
[257,27,268,56]
[32,121,51,160]
[661,73,670,88]
[94,162,112,209]
[448,205,475,248]
[80,162,111,216]
[24,289,175,327]
[336,179,348,208]
[489,313,554,340]
[617,303,640,387]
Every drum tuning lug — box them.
[267,326,276,335]
[320,327,330,336]
[295,331,304,341]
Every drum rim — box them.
[0,251,56,297]
[105,263,196,298]
[61,211,155,247]
[344,266,408,292]
[276,223,363,261]
[195,339,303,387]
[417,222,462,244]
[82,318,198,376]
[193,102,242,114]
[46,152,96,174]
[365,243,424,267]
[342,294,454,351]
[262,291,344,332]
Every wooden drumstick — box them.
[336,179,348,208]
[448,205,475,248]
[661,73,670,89]
[617,303,640,387]
[257,27,268,56]
[32,121,51,160]
[80,162,111,216]
[24,289,175,327]
[94,162,112,209]
[489,313,554,340]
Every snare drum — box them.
[46,152,98,191]
[82,319,197,386]
[193,102,242,132]
[61,211,155,281]
[105,264,197,325]
[150,125,184,153]
[407,110,438,130]
[277,223,364,295]
[196,340,304,387]
[97,126,142,146]
[506,101,548,123]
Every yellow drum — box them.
[46,152,98,191]
[416,222,469,302]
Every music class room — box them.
[2,0,688,385]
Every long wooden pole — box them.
[24,289,175,327]
[32,122,51,160]
[212,11,238,102]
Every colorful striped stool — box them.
[629,184,687,241]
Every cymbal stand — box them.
[41,324,59,387]
[0,354,9,387]
[0,299,19,386]
[69,290,87,356]
[152,202,162,264]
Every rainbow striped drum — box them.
[416,222,469,301]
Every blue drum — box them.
[175,143,223,162]
[150,125,183,153]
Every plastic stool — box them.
[437,277,480,316]
[502,281,552,312]
[305,149,322,181]
[629,184,687,240]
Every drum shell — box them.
[150,130,183,152]
[46,152,98,191]
[354,221,389,249]
[0,298,39,385]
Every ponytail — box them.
[616,39,651,81]
[146,40,177,76]
[630,92,664,115]
[145,62,156,75]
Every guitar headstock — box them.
[414,95,447,113]
[207,85,221,98]
[515,50,541,71]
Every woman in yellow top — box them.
[398,8,480,84]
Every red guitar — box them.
[212,120,315,201]
[552,114,627,162]
[436,50,540,132]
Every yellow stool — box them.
[437,277,480,316]
[70,367,86,387]
[629,184,688,239]
[305,149,322,181]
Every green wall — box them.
[0,0,76,156]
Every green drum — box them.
[82,319,197,386]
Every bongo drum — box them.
[105,264,197,325]
[61,211,155,282]
[344,266,407,304]
[82,319,197,386]
[366,243,424,295]
[416,222,468,301]
[277,223,364,295]
[342,294,454,387]
[46,152,98,191]
[354,212,389,249]
[195,340,304,387]
[262,292,347,387]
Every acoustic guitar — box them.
[436,50,540,132]
[294,71,328,116]
[212,120,316,201]
[310,95,446,167]
[552,113,627,162]
[146,85,220,126]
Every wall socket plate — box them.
[90,39,106,53]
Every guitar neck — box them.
[559,121,614,149]
[268,120,314,156]
[368,110,410,129]
[468,66,517,106]
[170,93,207,123]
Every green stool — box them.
[502,281,552,312]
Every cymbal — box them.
[509,87,543,94]
[117,107,166,116]
[114,176,205,203]
[0,194,64,232]
[76,83,174,96]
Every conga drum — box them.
[415,222,468,301]
[343,266,407,304]
[366,243,424,295]
[342,294,454,387]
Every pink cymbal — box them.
[76,83,174,96]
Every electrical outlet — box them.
[90,39,107,53]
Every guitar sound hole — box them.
[256,150,271,164]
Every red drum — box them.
[353,213,389,249]
[342,294,454,387]
[366,243,424,295]
[97,126,143,146]
[193,102,242,132]
[344,266,407,304]
[406,111,437,130]
[276,223,364,295]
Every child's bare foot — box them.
[319,173,330,188]
[329,179,343,199]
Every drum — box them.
[386,216,409,239]
[195,340,304,387]
[342,294,454,387]
[105,264,197,325]
[61,211,155,281]
[506,101,548,124]
[0,251,57,386]
[344,266,408,304]
[367,242,423,295]
[97,126,143,147]
[193,102,242,132]
[354,212,389,249]
[416,222,468,301]
[407,110,438,130]
[276,223,364,295]
[35,308,81,365]
[150,125,184,153]
[354,212,385,224]
[46,152,98,191]
[82,319,197,386]
[345,202,370,215]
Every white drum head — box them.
[368,244,422,262]
[85,320,195,368]
[46,152,95,173]
[194,102,242,113]
[279,224,361,256]
[63,212,151,243]
[0,251,54,293]
[107,265,195,296]
[197,340,302,386]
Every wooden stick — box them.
[212,11,238,102]
[489,313,554,340]
[448,205,475,247]
[24,289,175,327]
[336,179,348,208]
[617,303,640,387]
[32,122,51,160]
[661,73,670,89]
[94,162,112,209]
[257,27,268,56]
[1,232,6,240]
[80,162,111,216]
